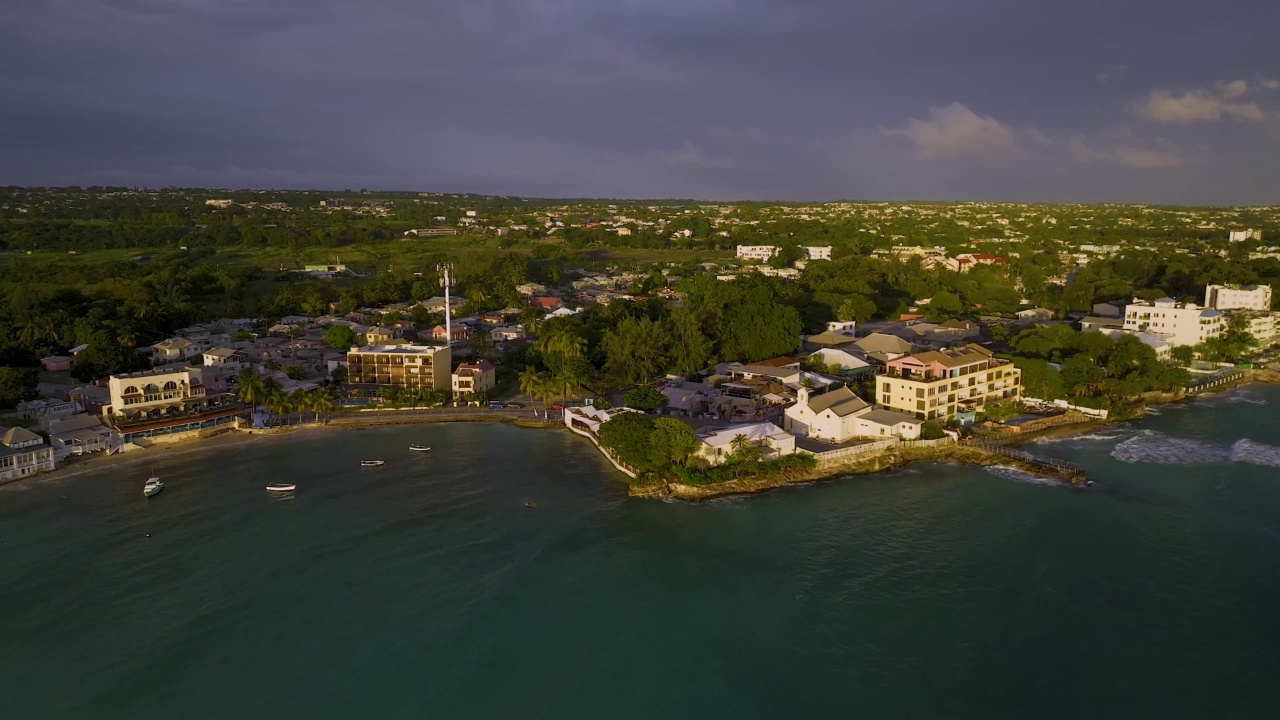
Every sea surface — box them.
[4,387,1280,719]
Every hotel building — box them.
[346,343,452,391]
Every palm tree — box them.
[519,367,550,413]
[309,388,335,422]
[729,434,763,462]
[264,387,292,418]
[474,332,495,360]
[235,368,267,413]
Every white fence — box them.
[802,438,897,464]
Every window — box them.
[123,386,139,395]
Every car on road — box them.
[551,403,563,410]
[489,401,505,409]
[505,402,523,409]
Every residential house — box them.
[150,337,204,363]
[878,344,1022,421]
[803,330,859,351]
[528,296,563,311]
[855,408,924,440]
[802,246,833,261]
[661,383,712,416]
[365,326,395,344]
[516,282,548,296]
[694,422,796,466]
[0,426,55,481]
[68,385,111,415]
[1015,307,1055,322]
[41,355,73,372]
[346,343,452,391]
[852,333,914,357]
[431,325,471,344]
[808,348,874,375]
[1092,301,1126,318]
[202,347,249,371]
[490,326,528,343]
[1079,316,1124,332]
[47,413,118,460]
[16,397,82,423]
[452,360,496,396]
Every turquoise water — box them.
[3,387,1280,719]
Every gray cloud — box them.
[2,0,1280,203]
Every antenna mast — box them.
[437,263,454,346]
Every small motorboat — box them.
[408,445,431,452]
[524,501,538,509]
[361,460,385,467]
[143,477,164,498]
[266,483,297,493]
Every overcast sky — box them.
[3,0,1279,204]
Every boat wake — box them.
[1111,431,1280,467]
[985,465,1060,487]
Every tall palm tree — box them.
[235,368,267,413]
[310,388,334,422]
[519,367,549,413]
[264,387,292,418]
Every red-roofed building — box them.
[431,325,470,343]
[528,296,563,310]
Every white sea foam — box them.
[1034,431,1126,445]
[1229,439,1280,467]
[1110,430,1232,465]
[1224,394,1268,405]
[985,465,1060,486]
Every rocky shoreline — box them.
[630,367,1278,502]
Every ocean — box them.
[3,386,1280,719]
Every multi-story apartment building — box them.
[104,366,238,442]
[0,426,55,481]
[735,245,779,262]
[1228,229,1262,243]
[1123,298,1223,347]
[802,246,833,261]
[1204,284,1273,312]
[346,343,452,391]
[878,344,1021,421]
[451,360,496,396]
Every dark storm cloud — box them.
[2,0,1279,202]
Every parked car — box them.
[551,403,563,411]
[505,402,523,409]
[489,401,504,409]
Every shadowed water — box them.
[3,389,1280,719]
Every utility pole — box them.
[437,263,454,346]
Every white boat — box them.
[266,483,296,493]
[361,460,385,467]
[143,477,163,498]
[408,445,431,452]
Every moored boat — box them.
[408,445,431,452]
[266,483,296,493]
[143,477,163,498]
[361,460,385,467]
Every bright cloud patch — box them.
[1133,86,1264,124]
[885,103,1021,161]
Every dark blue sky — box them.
[2,0,1278,203]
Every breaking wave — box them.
[1111,431,1280,467]
[1034,431,1126,445]
[1230,439,1280,467]
[1110,431,1232,464]
[985,465,1060,486]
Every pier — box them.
[967,439,1086,483]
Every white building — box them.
[802,246,833,261]
[735,245,779,262]
[0,426,55,481]
[783,387,869,443]
[694,422,796,466]
[1204,284,1273,312]
[1123,298,1223,348]
[1228,229,1262,243]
